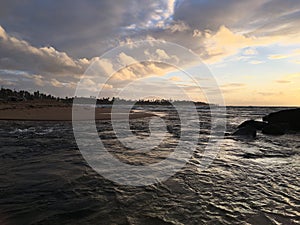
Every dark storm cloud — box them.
[1,0,300,58]
[173,0,300,35]
[0,0,176,58]
[0,0,133,57]
[173,0,270,31]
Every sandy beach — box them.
[0,101,153,121]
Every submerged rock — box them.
[238,119,267,130]
[263,108,300,131]
[262,124,286,135]
[232,126,257,138]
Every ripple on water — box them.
[0,106,299,225]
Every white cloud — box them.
[193,29,202,37]
[169,76,182,82]
[0,25,94,95]
[268,49,300,60]
[118,52,138,65]
[243,48,258,55]
[32,75,45,86]
[249,60,264,64]
[203,26,258,62]
[167,20,190,32]
[0,26,90,75]
[269,54,290,60]
[202,25,300,63]
[155,49,170,60]
[51,78,64,88]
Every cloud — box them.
[276,80,291,84]
[0,76,16,86]
[249,60,264,64]
[192,29,202,37]
[0,1,135,57]
[173,0,267,31]
[221,83,246,88]
[268,49,300,60]
[218,83,247,95]
[0,25,93,95]
[257,91,282,96]
[200,24,300,63]
[273,73,300,85]
[292,59,300,64]
[0,26,89,76]
[0,0,182,58]
[111,62,174,81]
[285,73,300,79]
[155,49,170,60]
[118,52,138,66]
[173,0,300,40]
[243,48,258,55]
[246,1,300,37]
[87,47,180,84]
[268,54,290,60]
[1,0,300,103]
[51,78,64,88]
[167,20,190,32]
[1,0,300,62]
[169,76,182,82]
[202,26,258,62]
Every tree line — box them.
[0,88,207,105]
[0,88,57,102]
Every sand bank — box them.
[0,102,153,121]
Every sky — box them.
[0,0,300,106]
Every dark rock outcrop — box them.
[263,108,300,131]
[231,108,299,139]
[262,124,286,135]
[232,126,257,138]
[238,120,267,130]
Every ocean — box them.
[0,106,299,225]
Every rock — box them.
[262,124,286,135]
[232,126,257,138]
[238,120,267,130]
[263,108,300,131]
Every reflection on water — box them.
[0,107,299,225]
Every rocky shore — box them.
[232,108,300,137]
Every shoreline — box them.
[0,102,153,121]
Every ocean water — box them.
[0,106,299,225]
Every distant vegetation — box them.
[0,88,208,106]
[0,88,58,102]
